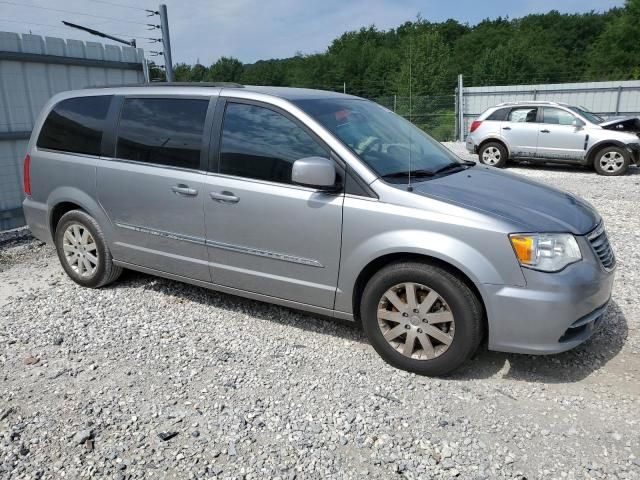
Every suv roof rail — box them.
[83,81,245,89]
[495,100,569,107]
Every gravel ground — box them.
[1,144,639,479]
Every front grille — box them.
[588,224,615,271]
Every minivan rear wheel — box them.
[360,261,483,376]
[54,210,122,288]
[479,142,508,168]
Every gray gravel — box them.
[1,144,639,479]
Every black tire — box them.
[478,141,508,168]
[54,210,122,288]
[360,261,483,376]
[593,146,630,176]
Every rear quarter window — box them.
[37,95,112,156]
[485,108,509,121]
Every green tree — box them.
[209,57,245,82]
[586,0,640,79]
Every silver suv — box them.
[23,85,615,375]
[466,101,640,175]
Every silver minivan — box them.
[23,84,615,375]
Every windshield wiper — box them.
[431,162,474,175]
[381,169,436,179]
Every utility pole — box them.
[343,82,346,94]
[159,4,174,82]
[457,74,464,142]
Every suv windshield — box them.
[568,106,604,124]
[294,98,464,179]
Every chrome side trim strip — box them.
[205,239,324,268]
[115,222,324,268]
[115,222,205,246]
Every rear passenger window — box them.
[37,95,111,156]
[219,102,328,184]
[507,107,538,123]
[116,98,209,169]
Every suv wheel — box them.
[479,142,508,168]
[54,210,122,288]
[593,146,629,176]
[360,261,483,376]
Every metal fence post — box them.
[457,74,464,142]
[615,85,622,115]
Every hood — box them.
[409,166,600,235]
[599,116,640,133]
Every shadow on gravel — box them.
[451,300,628,383]
[116,270,368,342]
[117,270,627,384]
[505,162,640,176]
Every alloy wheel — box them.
[482,146,501,165]
[377,282,455,360]
[62,223,99,277]
[598,151,624,173]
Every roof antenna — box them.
[407,35,413,192]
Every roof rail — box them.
[83,81,244,89]
[495,100,569,107]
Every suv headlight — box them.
[509,233,582,272]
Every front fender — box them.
[585,139,629,164]
[334,228,525,314]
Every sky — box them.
[0,0,625,66]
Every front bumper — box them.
[483,236,615,354]
[627,143,640,165]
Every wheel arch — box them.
[585,140,628,166]
[478,137,510,159]
[350,252,488,331]
[47,187,113,241]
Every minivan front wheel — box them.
[54,210,122,288]
[479,142,508,168]
[360,262,483,376]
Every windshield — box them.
[294,98,463,179]
[569,106,604,124]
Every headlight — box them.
[509,233,582,272]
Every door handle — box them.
[209,191,240,203]
[171,184,198,196]
[502,126,511,130]
[540,129,550,133]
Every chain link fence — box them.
[370,95,457,142]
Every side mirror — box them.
[291,157,337,190]
[572,118,585,128]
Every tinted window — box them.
[543,107,576,125]
[219,103,327,184]
[486,108,509,121]
[37,95,111,155]
[508,107,538,123]
[116,98,209,169]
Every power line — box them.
[83,0,153,12]
[0,0,152,26]
[0,18,147,38]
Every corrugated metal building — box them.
[0,31,146,231]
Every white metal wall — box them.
[462,80,640,136]
[0,31,146,231]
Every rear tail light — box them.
[470,120,483,133]
[23,154,31,195]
